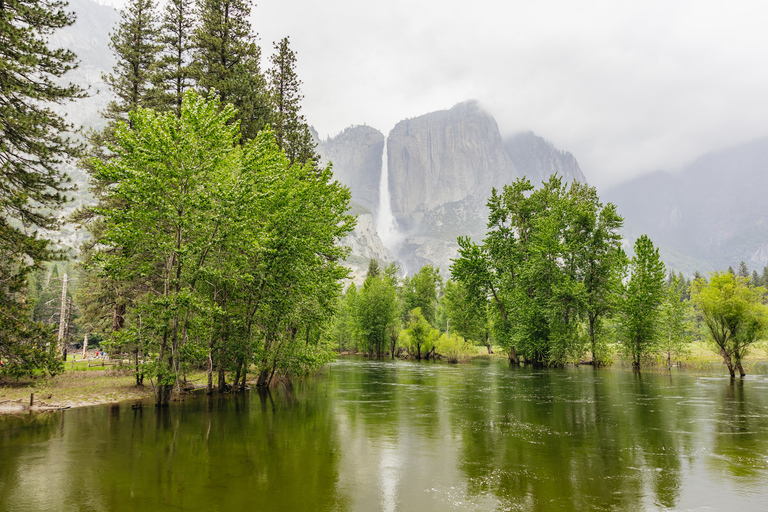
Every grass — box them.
[0,367,153,409]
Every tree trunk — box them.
[256,367,271,388]
[721,349,735,378]
[736,360,746,377]
[217,362,226,393]
[509,346,519,365]
[156,384,172,407]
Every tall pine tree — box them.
[193,0,270,140]
[102,0,160,128]
[152,0,195,116]
[0,0,83,375]
[267,37,317,165]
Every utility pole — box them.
[56,273,68,354]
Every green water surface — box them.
[2,357,768,511]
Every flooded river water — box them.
[2,357,768,511]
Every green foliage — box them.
[0,0,85,375]
[452,176,624,366]
[441,279,488,347]
[658,274,694,366]
[103,0,160,126]
[86,91,354,402]
[192,0,270,141]
[618,235,667,369]
[401,264,442,327]
[267,36,317,165]
[435,332,477,363]
[401,308,435,360]
[356,273,399,357]
[151,0,195,116]
[691,272,768,377]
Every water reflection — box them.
[1,359,768,511]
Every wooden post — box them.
[30,393,34,406]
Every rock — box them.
[341,202,396,287]
[386,100,516,233]
[318,125,384,217]
[504,131,586,184]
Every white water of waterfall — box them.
[377,135,399,250]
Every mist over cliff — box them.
[318,101,587,275]
[48,0,768,280]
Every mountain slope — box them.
[603,138,768,273]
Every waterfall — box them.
[377,134,399,250]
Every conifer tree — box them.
[152,0,196,116]
[267,37,317,165]
[0,0,82,375]
[75,0,161,346]
[737,261,749,279]
[192,0,270,140]
[102,0,160,128]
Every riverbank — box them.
[3,341,767,414]
[0,369,154,413]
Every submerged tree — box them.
[692,272,768,377]
[452,175,624,366]
[88,90,353,404]
[619,235,666,370]
[0,0,85,375]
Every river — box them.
[2,357,768,511]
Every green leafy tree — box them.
[356,273,398,357]
[692,272,768,377]
[441,279,490,351]
[619,235,666,370]
[193,0,270,141]
[266,36,317,165]
[89,90,354,401]
[0,0,85,375]
[402,307,437,360]
[453,176,623,366]
[568,182,625,364]
[435,331,476,363]
[659,274,693,368]
[91,91,241,404]
[401,264,442,327]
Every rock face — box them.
[387,101,516,233]
[340,202,395,287]
[604,138,768,274]
[504,131,586,184]
[382,101,587,274]
[317,101,589,276]
[318,126,384,217]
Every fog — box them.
[102,0,768,188]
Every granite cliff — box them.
[317,126,384,217]
[319,101,587,276]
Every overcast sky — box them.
[105,0,768,188]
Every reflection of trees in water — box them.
[710,380,768,481]
[0,385,348,511]
[455,368,697,511]
[0,412,63,510]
